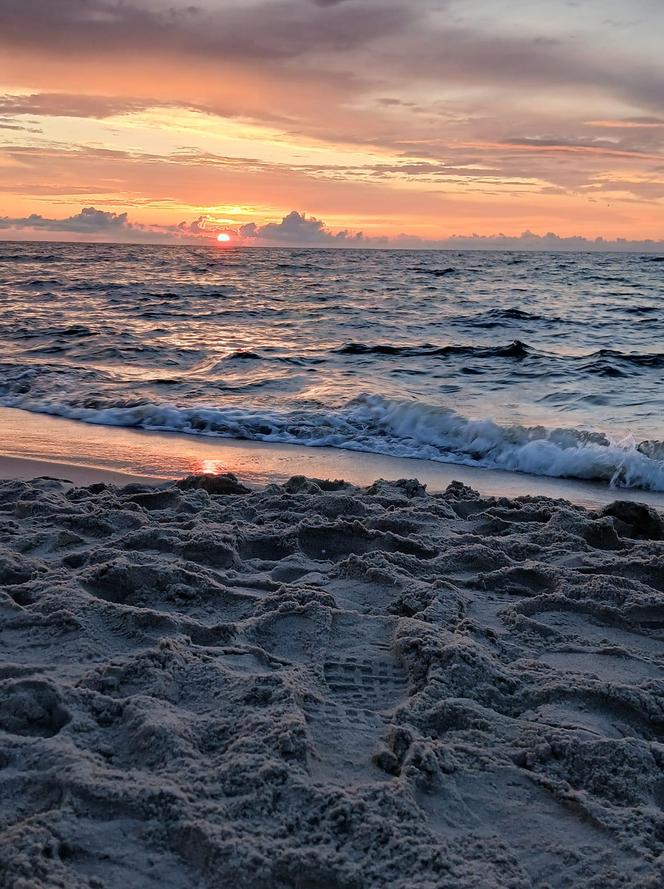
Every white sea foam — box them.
[4,392,664,492]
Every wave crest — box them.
[336,340,530,359]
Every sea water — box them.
[1,242,663,490]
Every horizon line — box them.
[1,237,663,255]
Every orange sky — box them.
[0,0,663,245]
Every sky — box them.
[0,0,663,247]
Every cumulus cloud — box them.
[239,211,366,245]
[0,207,132,233]
[392,230,664,252]
[176,216,211,235]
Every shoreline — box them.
[1,405,664,508]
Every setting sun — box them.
[217,233,231,243]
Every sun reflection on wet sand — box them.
[199,458,231,475]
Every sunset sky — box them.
[1,0,663,245]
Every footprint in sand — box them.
[305,617,409,784]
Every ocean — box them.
[1,241,663,491]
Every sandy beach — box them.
[3,0,664,884]
[1,468,663,888]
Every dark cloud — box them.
[392,25,664,113]
[0,0,411,61]
[4,0,661,117]
[0,207,132,233]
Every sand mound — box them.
[1,474,663,888]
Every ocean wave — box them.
[413,266,457,276]
[584,349,664,370]
[336,341,664,371]
[606,305,659,316]
[336,340,530,358]
[4,392,664,491]
[456,307,553,327]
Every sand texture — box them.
[1,473,663,888]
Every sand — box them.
[1,471,663,888]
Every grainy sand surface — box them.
[1,472,663,888]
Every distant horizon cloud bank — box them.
[1,207,663,253]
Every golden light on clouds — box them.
[0,0,662,245]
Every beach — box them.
[2,241,664,887]
[1,459,663,888]
[3,0,664,882]
[2,239,664,887]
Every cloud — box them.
[2,135,663,230]
[3,1,663,118]
[0,93,168,119]
[393,230,664,252]
[0,207,132,234]
[590,116,664,128]
[391,24,664,115]
[239,211,366,244]
[2,206,663,252]
[1,1,663,218]
[177,216,210,235]
[499,136,661,160]
[0,120,39,132]
[0,0,411,62]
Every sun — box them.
[217,233,231,243]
